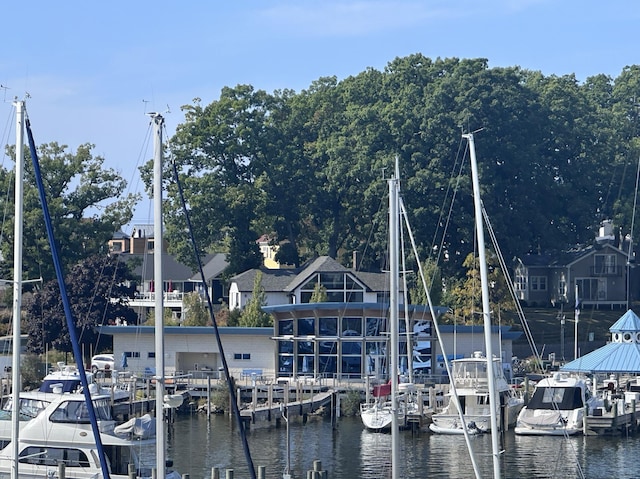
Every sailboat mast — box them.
[389,159,400,479]
[465,132,501,479]
[151,113,166,479]
[11,100,25,479]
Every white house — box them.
[99,325,274,379]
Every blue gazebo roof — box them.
[561,309,640,374]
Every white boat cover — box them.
[114,413,156,439]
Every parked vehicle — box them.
[91,354,114,373]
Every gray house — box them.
[514,221,631,309]
[228,256,392,310]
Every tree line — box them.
[161,55,640,283]
[4,54,640,354]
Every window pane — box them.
[297,355,314,373]
[346,291,363,302]
[320,273,343,289]
[279,320,293,335]
[297,341,314,354]
[278,341,293,354]
[297,318,315,336]
[342,317,362,336]
[319,341,337,354]
[342,357,361,374]
[318,356,337,374]
[326,291,344,302]
[301,277,318,290]
[342,341,361,355]
[279,356,293,373]
[319,317,337,336]
[366,317,385,336]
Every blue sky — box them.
[1,1,638,228]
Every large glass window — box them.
[299,272,366,303]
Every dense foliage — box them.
[156,56,640,294]
[24,254,137,354]
[1,141,139,283]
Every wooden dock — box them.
[585,396,640,435]
[240,389,335,426]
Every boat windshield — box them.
[0,397,50,420]
[527,386,584,410]
[49,398,113,423]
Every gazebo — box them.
[561,309,640,374]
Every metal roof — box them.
[561,309,640,373]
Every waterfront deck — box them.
[585,396,640,435]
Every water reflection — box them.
[166,413,640,479]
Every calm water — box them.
[164,413,640,479]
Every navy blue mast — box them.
[169,155,257,479]
[25,117,111,479]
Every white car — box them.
[91,354,115,373]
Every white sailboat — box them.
[465,132,502,478]
[0,103,181,479]
[360,161,420,434]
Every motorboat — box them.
[514,372,600,435]
[430,352,524,434]
[0,390,180,478]
[39,361,131,402]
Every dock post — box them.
[252,376,258,412]
[207,375,212,416]
[58,462,66,479]
[583,407,588,435]
[225,469,234,479]
[211,467,220,479]
[257,465,266,479]
[365,375,370,405]
[429,387,436,413]
[128,463,136,479]
[268,383,273,410]
[632,399,637,432]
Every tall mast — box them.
[465,132,501,479]
[389,157,400,479]
[151,113,166,479]
[11,100,25,479]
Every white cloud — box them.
[258,1,444,37]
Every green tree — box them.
[182,291,210,326]
[408,258,443,307]
[25,254,137,354]
[445,251,514,324]
[309,282,328,303]
[145,308,179,326]
[239,271,272,327]
[2,142,139,283]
